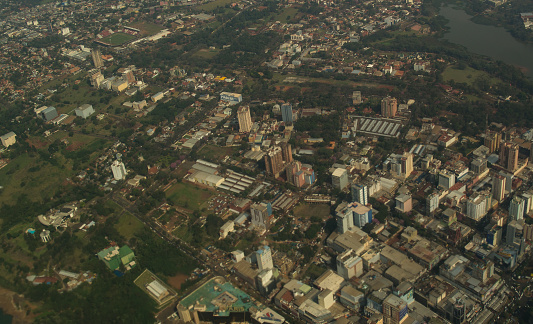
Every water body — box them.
[0,308,13,324]
[440,5,533,78]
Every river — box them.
[439,5,533,78]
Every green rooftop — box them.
[97,245,135,271]
[179,277,255,313]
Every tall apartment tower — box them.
[492,174,506,202]
[352,91,362,105]
[256,246,274,272]
[381,96,397,118]
[509,196,525,221]
[484,131,501,153]
[280,143,293,163]
[401,152,413,178]
[351,183,368,206]
[91,48,104,69]
[426,192,440,214]
[264,146,284,177]
[499,142,519,172]
[250,203,271,228]
[111,160,127,180]
[237,106,252,133]
[281,103,293,124]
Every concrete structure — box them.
[0,132,16,147]
[466,193,489,221]
[336,249,363,279]
[351,183,368,206]
[471,158,487,174]
[509,196,525,221]
[499,142,519,172]
[219,220,235,238]
[280,143,293,163]
[91,48,103,68]
[332,168,349,190]
[381,96,397,118]
[492,174,506,202]
[336,201,373,233]
[395,194,412,213]
[264,146,284,177]
[237,106,252,133]
[352,91,362,104]
[111,160,127,180]
[146,280,169,301]
[439,170,456,190]
[220,92,242,105]
[426,192,439,214]
[484,131,501,153]
[383,294,408,324]
[250,202,271,228]
[256,246,273,272]
[281,103,293,124]
[506,220,522,245]
[385,152,414,179]
[75,104,95,119]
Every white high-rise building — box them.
[509,196,525,221]
[351,184,368,206]
[256,245,273,272]
[111,160,127,180]
[466,194,488,222]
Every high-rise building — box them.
[336,249,363,279]
[281,103,293,124]
[237,106,252,133]
[336,202,372,233]
[506,220,522,245]
[332,168,349,190]
[264,146,284,177]
[401,152,413,178]
[351,183,368,206]
[91,48,104,69]
[250,203,271,228]
[352,91,362,105]
[439,170,455,190]
[121,68,135,84]
[286,161,303,186]
[381,97,397,118]
[426,192,440,214]
[492,174,506,202]
[486,226,502,246]
[484,131,501,153]
[522,193,533,217]
[466,194,488,222]
[256,246,273,272]
[111,160,127,180]
[280,143,293,163]
[499,142,519,172]
[509,196,525,221]
[382,294,408,324]
[452,300,466,324]
[471,158,487,174]
[89,70,104,88]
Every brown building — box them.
[281,143,293,163]
[484,131,501,153]
[265,146,284,177]
[237,106,252,133]
[499,142,519,172]
[492,174,506,202]
[381,97,397,118]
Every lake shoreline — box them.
[0,287,33,324]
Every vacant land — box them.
[197,144,236,161]
[197,0,235,11]
[115,212,145,240]
[100,32,136,46]
[293,203,331,219]
[128,22,164,36]
[165,182,214,212]
[442,65,501,86]
[193,48,220,59]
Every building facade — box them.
[237,106,252,133]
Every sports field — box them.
[100,32,136,46]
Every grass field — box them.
[293,203,331,219]
[100,32,137,46]
[271,7,299,23]
[197,0,235,11]
[193,48,220,59]
[115,212,145,240]
[165,182,215,212]
[197,144,236,161]
[172,224,193,242]
[442,65,501,87]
